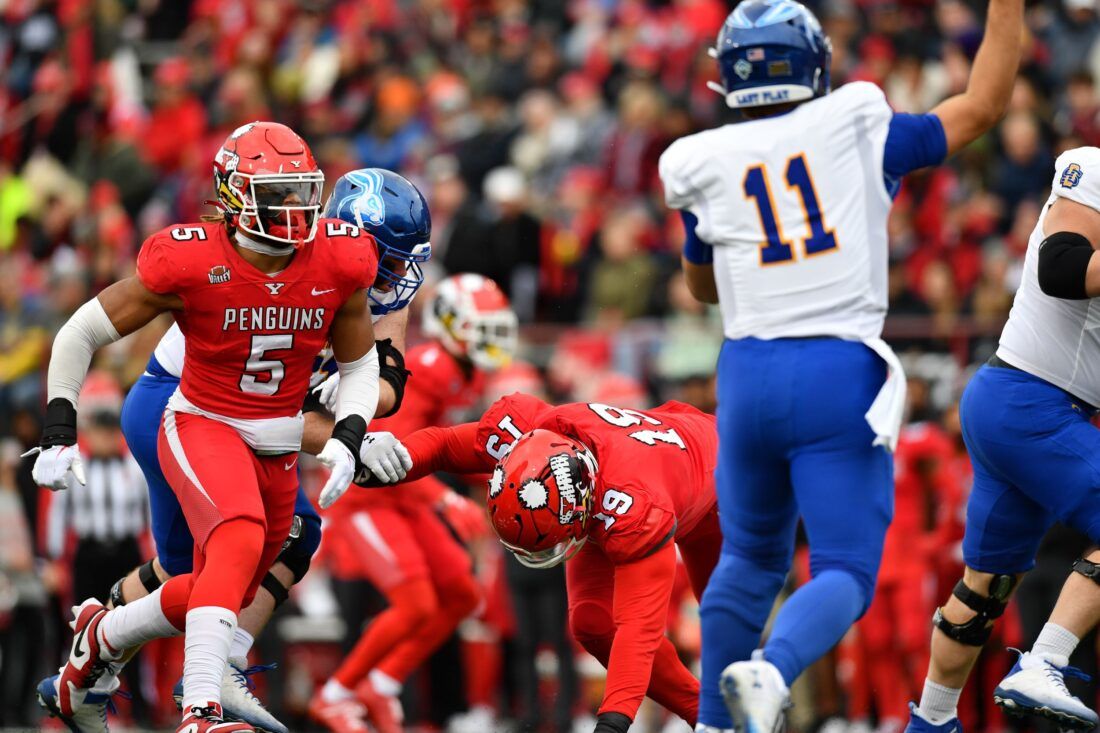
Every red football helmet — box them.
[423,273,518,371]
[212,121,324,247]
[487,428,598,568]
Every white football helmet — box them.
[423,273,518,371]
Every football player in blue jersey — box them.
[658,1,1023,732]
[36,169,430,733]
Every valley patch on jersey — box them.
[136,219,377,422]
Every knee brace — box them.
[933,575,1017,646]
[275,513,322,583]
[1073,557,1100,585]
[113,557,165,606]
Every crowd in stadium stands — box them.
[3,0,1100,730]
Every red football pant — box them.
[157,410,298,614]
[330,501,480,688]
[567,510,722,727]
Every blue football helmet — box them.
[323,168,432,316]
[709,0,832,110]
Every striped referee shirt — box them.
[46,454,149,558]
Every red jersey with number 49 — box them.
[403,393,718,563]
[136,220,377,420]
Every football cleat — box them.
[719,650,790,733]
[58,599,120,717]
[307,693,372,733]
[37,674,122,733]
[903,703,962,733]
[355,678,404,733]
[994,650,1098,729]
[448,705,498,733]
[177,702,255,733]
[172,660,286,733]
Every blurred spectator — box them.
[583,205,658,325]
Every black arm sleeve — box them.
[1038,231,1095,300]
[375,338,411,418]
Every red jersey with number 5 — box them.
[402,394,718,563]
[136,220,377,420]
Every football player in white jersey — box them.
[902,151,1100,731]
[658,1,1023,732]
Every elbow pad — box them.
[1038,231,1094,299]
[375,338,411,418]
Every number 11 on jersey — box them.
[744,153,839,265]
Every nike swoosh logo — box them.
[72,622,90,668]
[285,457,298,471]
[311,287,336,296]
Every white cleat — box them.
[447,705,498,733]
[994,650,1099,730]
[175,658,287,733]
[719,650,790,733]
[695,724,735,733]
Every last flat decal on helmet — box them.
[212,121,324,247]
[708,0,832,109]
[322,168,432,316]
[487,428,598,568]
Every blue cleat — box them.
[994,650,1099,730]
[173,659,287,733]
[37,674,122,733]
[904,702,962,733]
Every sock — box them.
[917,679,962,725]
[1032,622,1080,662]
[98,586,182,653]
[696,550,788,728]
[229,627,255,662]
[369,669,402,697]
[321,678,355,703]
[763,569,865,686]
[182,606,237,711]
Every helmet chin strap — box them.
[235,230,296,257]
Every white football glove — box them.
[312,371,340,414]
[358,432,412,484]
[23,444,86,491]
[317,439,357,509]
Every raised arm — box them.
[31,277,177,490]
[930,0,1025,156]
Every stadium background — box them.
[1,0,1098,730]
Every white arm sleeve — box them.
[334,345,380,423]
[47,298,121,407]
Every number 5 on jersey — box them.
[744,153,838,265]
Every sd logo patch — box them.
[1061,162,1084,189]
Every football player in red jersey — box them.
[308,273,518,733]
[26,122,383,733]
[355,393,722,731]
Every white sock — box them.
[182,607,236,711]
[369,669,402,697]
[98,586,180,653]
[321,679,355,703]
[1032,622,1080,662]
[917,679,962,725]
[229,627,255,663]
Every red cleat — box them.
[307,692,372,732]
[177,702,255,732]
[356,679,404,733]
[57,599,118,717]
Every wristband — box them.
[40,398,78,448]
[330,415,367,468]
